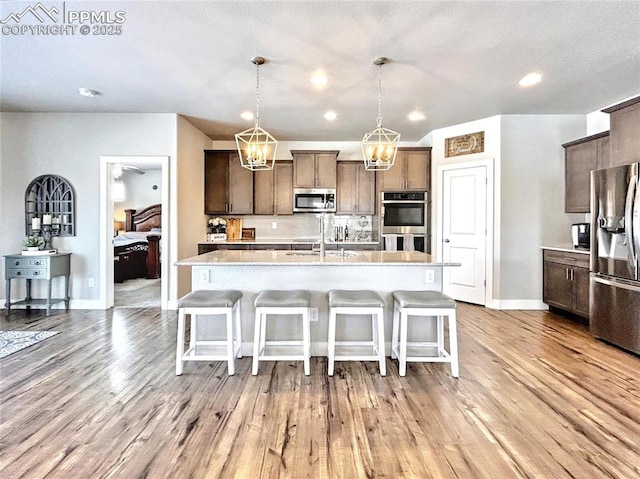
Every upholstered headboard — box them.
[124,204,161,232]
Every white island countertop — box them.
[177,249,459,267]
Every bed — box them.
[113,204,161,283]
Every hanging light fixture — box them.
[112,164,126,202]
[361,57,400,171]
[235,56,278,171]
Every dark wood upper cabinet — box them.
[336,162,375,215]
[602,96,640,168]
[204,150,253,214]
[563,132,610,213]
[291,150,338,189]
[376,147,431,192]
[254,162,293,215]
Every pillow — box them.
[150,228,162,233]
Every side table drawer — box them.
[7,258,49,268]
[7,268,48,279]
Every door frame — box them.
[99,155,170,309]
[436,159,495,307]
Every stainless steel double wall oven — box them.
[380,191,429,252]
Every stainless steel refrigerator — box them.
[590,163,640,354]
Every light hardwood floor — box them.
[1,303,638,478]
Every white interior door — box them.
[442,165,487,305]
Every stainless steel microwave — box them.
[293,188,336,213]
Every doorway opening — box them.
[99,156,169,309]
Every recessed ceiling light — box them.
[311,71,329,88]
[324,111,338,121]
[240,111,254,121]
[518,72,542,87]
[78,88,99,97]
[408,111,425,121]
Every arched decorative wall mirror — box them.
[25,175,76,236]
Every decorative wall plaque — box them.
[445,131,485,157]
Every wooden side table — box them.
[4,253,71,317]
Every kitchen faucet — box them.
[319,213,326,257]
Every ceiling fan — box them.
[113,164,145,178]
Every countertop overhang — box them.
[541,245,590,255]
[177,249,458,267]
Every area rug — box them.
[0,331,60,359]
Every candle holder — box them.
[41,224,59,251]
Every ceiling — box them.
[2,1,639,142]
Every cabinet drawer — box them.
[7,258,48,268]
[8,268,48,279]
[543,250,589,268]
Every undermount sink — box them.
[285,250,358,257]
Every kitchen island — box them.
[176,250,458,356]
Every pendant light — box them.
[361,57,400,171]
[235,56,278,171]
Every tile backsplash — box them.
[213,214,376,242]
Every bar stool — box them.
[176,290,243,376]
[252,290,311,375]
[391,290,459,377]
[327,290,386,376]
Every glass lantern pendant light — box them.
[235,56,278,171]
[361,57,400,171]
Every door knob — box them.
[444,239,450,243]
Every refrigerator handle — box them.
[624,174,637,265]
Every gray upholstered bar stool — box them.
[391,290,459,377]
[327,290,386,376]
[176,290,243,376]
[252,290,311,375]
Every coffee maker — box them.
[571,223,590,249]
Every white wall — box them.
[0,113,176,307]
[175,116,213,299]
[429,114,586,307]
[500,115,585,303]
[114,169,162,222]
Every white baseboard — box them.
[487,299,548,310]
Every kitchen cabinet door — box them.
[377,154,405,191]
[315,153,337,188]
[254,169,274,214]
[228,152,254,214]
[254,162,293,215]
[205,150,253,214]
[405,150,429,190]
[542,249,590,323]
[564,133,609,213]
[204,151,230,214]
[603,96,640,168]
[543,261,573,312]
[377,148,430,192]
[274,162,293,215]
[293,153,316,188]
[337,162,375,214]
[572,267,590,318]
[292,150,338,188]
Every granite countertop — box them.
[177,249,458,266]
[198,238,380,245]
[541,245,590,255]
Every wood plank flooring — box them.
[1,304,638,478]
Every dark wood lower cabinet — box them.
[542,249,589,323]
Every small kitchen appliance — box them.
[571,223,590,249]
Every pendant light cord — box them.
[376,63,383,128]
[255,61,261,128]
